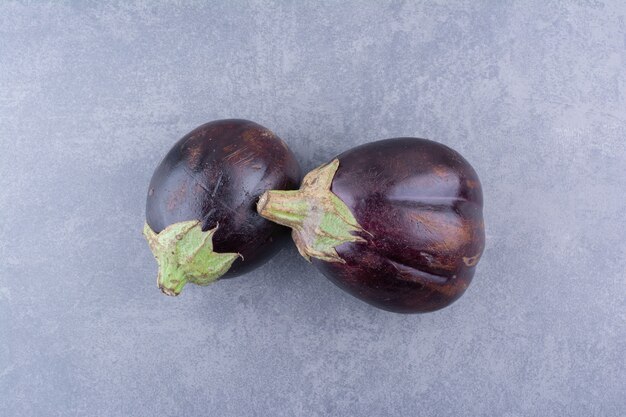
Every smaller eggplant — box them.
[144,119,301,295]
[258,138,484,313]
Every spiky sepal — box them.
[257,159,367,263]
[143,220,241,296]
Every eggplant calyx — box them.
[143,220,241,296]
[257,159,367,263]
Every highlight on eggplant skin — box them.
[258,138,484,313]
[144,119,301,296]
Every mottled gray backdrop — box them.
[1,1,624,416]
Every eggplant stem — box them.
[257,159,367,263]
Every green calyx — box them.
[143,220,242,296]
[257,159,367,263]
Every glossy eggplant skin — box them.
[146,119,301,277]
[313,138,484,313]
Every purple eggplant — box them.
[258,138,484,313]
[144,119,300,296]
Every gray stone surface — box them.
[1,1,625,416]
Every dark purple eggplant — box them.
[258,138,484,313]
[144,119,301,296]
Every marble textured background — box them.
[1,1,625,416]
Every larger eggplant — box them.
[144,119,301,296]
[258,138,484,313]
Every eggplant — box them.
[258,138,484,313]
[144,119,301,296]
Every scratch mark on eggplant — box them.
[212,172,223,197]
[225,145,249,162]
[201,207,217,229]
[182,166,212,193]
[235,152,256,167]
[216,199,237,214]
[463,254,481,266]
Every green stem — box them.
[257,190,308,230]
[257,159,367,263]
